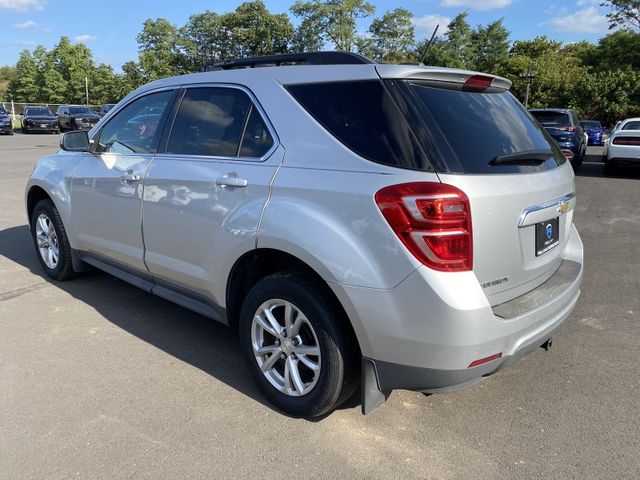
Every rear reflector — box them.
[463,75,493,92]
[613,137,640,146]
[468,353,502,368]
[375,182,473,272]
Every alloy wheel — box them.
[35,213,59,269]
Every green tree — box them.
[180,11,232,69]
[418,12,474,68]
[290,0,375,51]
[137,18,184,81]
[470,18,510,72]
[510,36,562,58]
[601,0,640,31]
[591,30,640,71]
[0,66,17,101]
[41,68,66,103]
[292,17,324,52]
[368,8,415,63]
[8,50,40,102]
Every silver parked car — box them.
[25,52,583,417]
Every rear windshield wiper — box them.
[489,150,553,166]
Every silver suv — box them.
[25,52,583,417]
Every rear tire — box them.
[239,273,358,417]
[30,199,76,281]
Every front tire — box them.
[239,273,358,418]
[30,199,76,280]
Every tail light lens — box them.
[463,75,493,92]
[612,137,640,146]
[560,126,576,132]
[375,182,473,272]
[561,149,574,159]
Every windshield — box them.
[530,111,571,128]
[69,107,95,115]
[0,106,6,114]
[580,121,601,129]
[25,107,53,116]
[397,82,564,174]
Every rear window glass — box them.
[397,82,564,174]
[286,81,431,171]
[530,111,571,127]
[622,121,640,130]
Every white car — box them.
[604,117,640,173]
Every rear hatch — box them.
[377,66,576,305]
[530,110,575,143]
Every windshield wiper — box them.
[489,150,553,166]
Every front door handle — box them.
[120,171,141,183]
[215,174,248,188]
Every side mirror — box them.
[60,130,90,152]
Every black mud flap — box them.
[361,358,389,415]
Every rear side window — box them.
[286,81,431,171]
[395,82,565,174]
[530,111,571,127]
[622,121,640,130]
[167,87,273,158]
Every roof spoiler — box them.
[375,65,512,91]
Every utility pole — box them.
[519,60,536,108]
[85,76,89,106]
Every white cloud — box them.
[413,14,452,38]
[0,39,37,46]
[440,0,513,10]
[14,20,37,29]
[0,0,45,11]
[544,6,609,33]
[75,34,97,44]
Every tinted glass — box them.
[167,88,252,157]
[96,90,173,154]
[399,82,564,174]
[0,106,7,114]
[622,121,640,130]
[286,81,430,170]
[25,107,53,116]
[580,121,601,129]
[69,106,95,115]
[530,111,571,127]
[239,107,274,157]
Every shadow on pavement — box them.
[0,224,360,417]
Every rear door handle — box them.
[120,172,141,183]
[215,174,248,188]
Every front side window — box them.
[167,87,273,158]
[95,90,174,154]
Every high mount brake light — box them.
[375,183,473,272]
[462,75,493,92]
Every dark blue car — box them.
[529,108,586,169]
[0,105,13,135]
[579,120,605,146]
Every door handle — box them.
[215,174,248,188]
[120,172,141,183]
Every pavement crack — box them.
[0,282,49,302]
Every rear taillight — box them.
[561,149,574,159]
[560,126,577,132]
[375,182,473,272]
[612,137,640,146]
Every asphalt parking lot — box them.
[1,133,639,479]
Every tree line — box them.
[1,0,639,125]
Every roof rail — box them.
[206,51,373,71]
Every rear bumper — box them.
[606,145,640,164]
[332,225,584,413]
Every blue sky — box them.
[0,0,615,69]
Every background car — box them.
[98,104,116,117]
[579,120,605,145]
[0,105,13,135]
[56,104,101,131]
[603,117,640,173]
[529,108,586,168]
[21,106,59,134]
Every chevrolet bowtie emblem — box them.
[559,201,570,213]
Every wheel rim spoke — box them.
[260,351,281,373]
[254,313,279,338]
[35,214,58,269]
[288,358,305,394]
[254,345,280,356]
[263,307,283,337]
[297,354,320,371]
[293,344,320,356]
